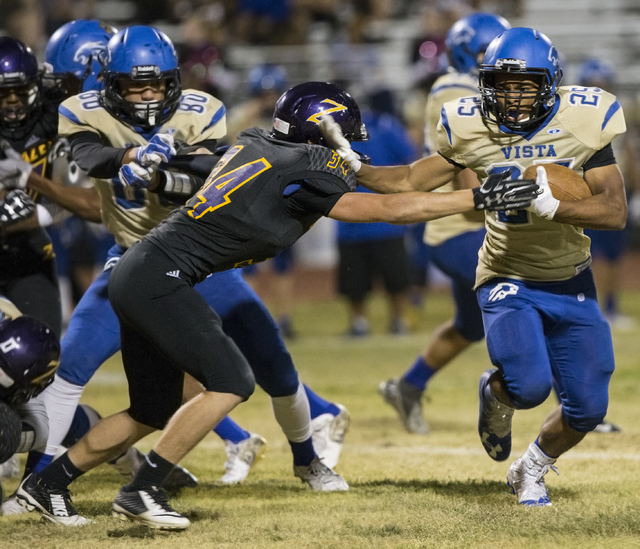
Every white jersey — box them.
[437,86,626,285]
[58,90,226,247]
[424,70,484,246]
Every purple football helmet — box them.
[0,37,42,139]
[0,316,60,406]
[272,82,368,145]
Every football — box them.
[523,164,592,202]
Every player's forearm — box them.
[553,195,627,230]
[69,133,127,178]
[356,164,415,193]
[27,172,102,223]
[383,190,475,223]
[356,156,458,194]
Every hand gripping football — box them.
[523,164,591,202]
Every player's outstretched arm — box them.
[319,115,459,193]
[327,189,475,223]
[553,164,627,230]
[328,172,538,224]
[26,171,102,223]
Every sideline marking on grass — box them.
[350,444,640,461]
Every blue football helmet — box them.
[249,64,288,97]
[44,19,117,97]
[479,27,563,131]
[578,58,615,88]
[272,82,368,145]
[446,12,511,74]
[100,25,181,129]
[0,316,60,406]
[0,37,42,139]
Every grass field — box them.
[3,290,640,548]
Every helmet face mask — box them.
[271,81,368,146]
[100,25,181,130]
[0,37,42,139]
[479,28,563,131]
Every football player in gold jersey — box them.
[379,12,510,435]
[323,27,626,506]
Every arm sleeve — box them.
[69,132,128,179]
[582,143,617,172]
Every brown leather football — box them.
[523,164,592,202]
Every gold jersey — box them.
[437,86,626,286]
[59,90,226,247]
[424,70,484,246]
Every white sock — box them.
[529,442,557,465]
[270,382,312,443]
[41,374,85,456]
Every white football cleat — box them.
[1,494,28,516]
[219,433,267,484]
[507,442,559,507]
[0,454,20,480]
[311,404,351,469]
[294,457,349,492]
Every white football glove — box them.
[527,166,560,220]
[134,133,176,167]
[319,115,362,173]
[0,139,32,190]
[119,162,154,188]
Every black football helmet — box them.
[272,82,368,145]
[0,316,60,406]
[0,37,42,140]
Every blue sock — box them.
[25,451,54,475]
[213,416,250,444]
[60,405,93,449]
[289,438,317,466]
[402,356,437,391]
[304,384,340,419]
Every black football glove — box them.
[472,169,538,211]
[0,189,37,228]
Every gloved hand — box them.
[472,169,539,211]
[0,139,32,190]
[526,166,560,220]
[119,162,154,188]
[134,133,176,167]
[0,189,36,227]
[319,115,362,173]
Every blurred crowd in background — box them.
[2,0,640,336]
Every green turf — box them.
[3,290,640,548]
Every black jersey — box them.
[147,128,356,283]
[0,103,59,280]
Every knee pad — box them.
[562,393,609,433]
[506,377,553,410]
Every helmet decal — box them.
[306,99,348,124]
